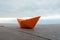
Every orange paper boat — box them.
[17,16,41,29]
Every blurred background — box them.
[0,0,60,26]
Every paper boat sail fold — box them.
[17,16,41,29]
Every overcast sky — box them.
[0,0,60,17]
[0,0,60,24]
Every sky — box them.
[0,0,60,24]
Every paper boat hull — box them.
[17,16,41,29]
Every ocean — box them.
[0,23,60,40]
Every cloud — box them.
[41,14,60,20]
[0,18,16,23]
[0,0,60,18]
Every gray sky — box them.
[0,0,60,24]
[0,0,60,17]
